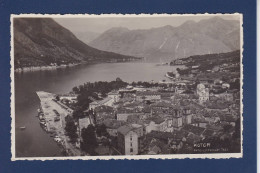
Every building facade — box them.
[136,91,161,102]
[118,126,139,155]
[196,84,209,104]
[107,91,121,103]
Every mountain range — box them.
[89,17,240,62]
[73,31,100,44]
[13,18,138,68]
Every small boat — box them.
[165,72,175,79]
[39,115,45,120]
[20,126,26,130]
[40,122,46,126]
[156,58,168,66]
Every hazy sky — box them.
[54,14,240,34]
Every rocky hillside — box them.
[73,31,100,44]
[89,17,240,61]
[13,18,139,68]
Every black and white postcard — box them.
[11,14,243,160]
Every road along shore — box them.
[36,91,81,156]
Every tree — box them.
[223,124,233,133]
[72,109,84,119]
[65,116,78,143]
[96,124,109,137]
[56,95,60,101]
[116,77,123,82]
[230,79,240,90]
[131,81,137,87]
[81,124,97,154]
[72,86,79,94]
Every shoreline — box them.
[14,63,81,73]
[14,59,143,73]
[36,91,81,156]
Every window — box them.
[130,143,132,147]
[130,148,133,152]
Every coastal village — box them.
[36,50,241,156]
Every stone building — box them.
[117,125,139,155]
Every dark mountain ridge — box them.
[13,18,139,69]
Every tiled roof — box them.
[202,129,215,137]
[117,107,136,114]
[149,139,169,154]
[108,90,119,95]
[117,125,134,135]
[124,101,143,108]
[98,97,113,105]
[131,123,143,128]
[103,119,125,129]
[186,133,201,144]
[148,145,161,154]
[95,105,114,113]
[127,114,140,123]
[117,123,143,136]
[206,124,223,131]
[94,146,110,155]
[182,125,205,136]
[206,102,229,109]
[146,116,165,124]
[192,118,207,123]
[136,91,161,96]
[118,107,143,114]
[152,101,176,108]
[143,106,151,113]
[160,92,174,97]
[147,131,173,140]
[220,115,237,122]
[147,130,187,141]
[181,90,194,94]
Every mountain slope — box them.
[89,17,240,61]
[13,18,138,68]
[73,31,100,44]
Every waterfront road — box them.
[36,91,81,156]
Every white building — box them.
[107,91,120,103]
[89,97,114,110]
[117,125,139,155]
[145,117,167,133]
[196,84,209,104]
[215,92,234,102]
[59,94,78,103]
[136,91,161,102]
[222,83,230,89]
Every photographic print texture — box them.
[11,14,243,160]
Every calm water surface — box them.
[15,62,179,157]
